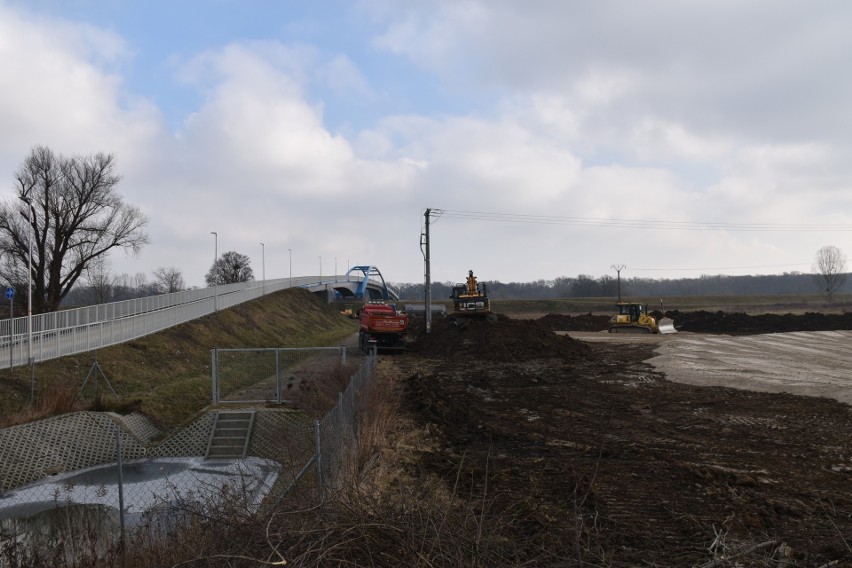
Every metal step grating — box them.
[205,411,256,459]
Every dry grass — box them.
[0,375,83,428]
[0,352,588,567]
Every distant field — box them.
[420,294,852,318]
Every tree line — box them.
[392,270,851,302]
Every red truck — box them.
[358,301,408,352]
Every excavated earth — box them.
[398,313,852,567]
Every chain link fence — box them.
[211,346,349,404]
[0,349,377,567]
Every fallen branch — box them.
[697,539,777,568]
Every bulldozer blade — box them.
[657,318,677,334]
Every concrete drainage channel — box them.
[0,408,312,558]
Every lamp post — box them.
[19,196,33,404]
[288,248,292,288]
[334,257,337,282]
[211,232,218,311]
[260,242,265,295]
[319,256,322,280]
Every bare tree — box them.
[205,251,254,285]
[0,146,149,313]
[813,245,847,298]
[82,258,116,305]
[153,266,186,294]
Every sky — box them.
[1,0,852,289]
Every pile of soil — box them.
[666,309,852,335]
[535,312,610,331]
[398,313,852,566]
[534,309,852,335]
[406,314,589,361]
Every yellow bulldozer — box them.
[609,301,676,334]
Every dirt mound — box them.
[535,312,610,331]
[400,336,852,566]
[667,310,852,334]
[408,314,589,361]
[535,309,852,335]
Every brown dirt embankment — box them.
[396,313,852,567]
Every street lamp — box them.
[288,248,292,288]
[19,196,33,404]
[260,242,265,295]
[211,232,218,311]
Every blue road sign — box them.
[5,287,14,300]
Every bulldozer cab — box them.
[616,302,644,322]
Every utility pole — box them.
[421,209,432,333]
[611,264,626,302]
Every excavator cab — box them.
[451,270,491,316]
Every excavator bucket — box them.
[657,318,677,334]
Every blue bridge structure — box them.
[301,265,400,302]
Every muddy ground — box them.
[395,313,852,567]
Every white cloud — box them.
[1,0,851,288]
[0,3,164,173]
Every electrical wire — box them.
[629,263,811,272]
[428,208,852,232]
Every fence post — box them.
[211,349,218,405]
[115,425,127,568]
[314,419,323,503]
[275,348,281,403]
[340,344,346,366]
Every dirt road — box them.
[569,329,852,405]
[647,330,852,405]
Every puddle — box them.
[0,457,280,527]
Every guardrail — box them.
[0,274,397,369]
[0,277,308,369]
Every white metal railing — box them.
[1,276,323,369]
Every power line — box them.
[629,263,811,272]
[431,208,852,232]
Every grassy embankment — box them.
[0,288,358,430]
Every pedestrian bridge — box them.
[301,265,400,302]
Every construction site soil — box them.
[398,313,852,567]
